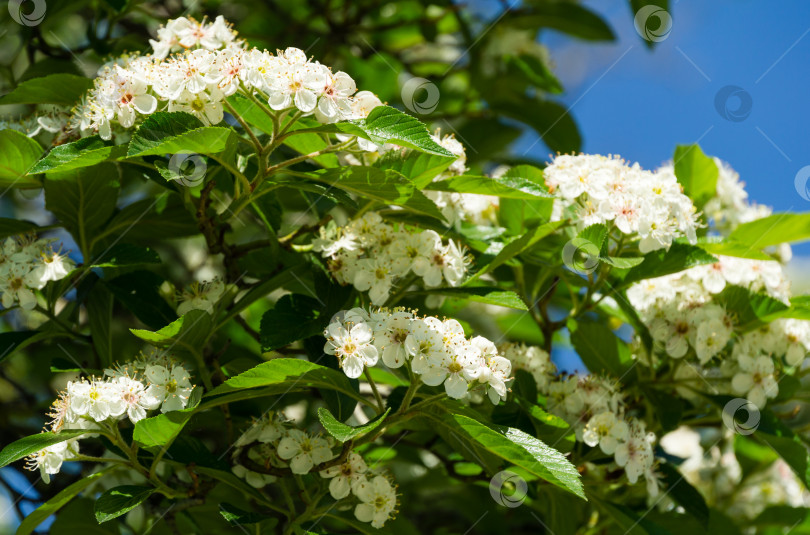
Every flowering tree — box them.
[1,8,810,535]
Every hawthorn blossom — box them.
[276,430,333,474]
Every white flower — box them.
[354,475,397,529]
[614,424,654,484]
[111,68,158,127]
[232,462,276,488]
[113,376,161,423]
[177,279,225,315]
[404,317,447,375]
[324,321,379,378]
[168,88,224,125]
[1,263,38,309]
[694,318,732,364]
[276,429,333,474]
[145,364,194,412]
[320,452,368,499]
[26,440,78,484]
[315,70,356,122]
[583,411,629,455]
[26,251,74,289]
[411,236,466,287]
[266,53,326,113]
[732,354,778,409]
[353,258,395,305]
[481,355,512,404]
[68,380,114,422]
[373,310,414,368]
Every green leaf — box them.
[373,150,456,188]
[318,407,391,442]
[569,320,634,379]
[130,310,212,357]
[714,285,789,327]
[260,294,322,351]
[347,105,453,156]
[132,387,201,448]
[497,166,555,234]
[601,256,645,268]
[729,213,810,250]
[17,467,116,535]
[673,144,718,211]
[105,271,177,330]
[99,194,199,244]
[622,242,717,286]
[0,74,92,106]
[133,409,193,449]
[0,217,41,239]
[303,166,444,221]
[657,463,710,528]
[698,238,774,261]
[294,106,452,156]
[0,330,40,364]
[91,243,161,268]
[225,94,275,134]
[492,97,581,154]
[44,163,120,253]
[94,485,155,523]
[520,402,576,453]
[29,136,127,174]
[512,2,615,41]
[205,358,365,405]
[127,111,234,157]
[755,413,810,488]
[427,173,552,199]
[505,53,564,94]
[469,221,565,282]
[0,129,43,188]
[219,502,272,526]
[85,283,113,367]
[753,506,810,527]
[0,431,87,468]
[425,408,585,499]
[413,286,528,310]
[229,95,332,165]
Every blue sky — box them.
[526,0,810,234]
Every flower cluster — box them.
[232,413,398,529]
[543,154,699,253]
[499,343,555,391]
[72,15,379,140]
[26,354,195,482]
[502,344,658,491]
[628,255,808,408]
[324,307,511,403]
[313,212,468,306]
[0,235,74,310]
[661,426,810,519]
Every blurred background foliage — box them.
[0,0,666,533]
